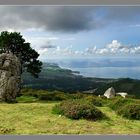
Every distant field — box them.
[0,102,140,135]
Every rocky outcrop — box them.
[104,87,115,98]
[116,92,128,98]
[0,52,21,102]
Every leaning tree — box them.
[0,31,42,102]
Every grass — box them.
[0,102,140,135]
[16,96,39,103]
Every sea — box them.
[44,56,140,80]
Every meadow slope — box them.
[0,102,140,135]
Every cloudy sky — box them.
[1,6,140,60]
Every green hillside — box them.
[22,63,140,97]
[94,78,140,97]
[22,63,113,93]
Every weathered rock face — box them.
[0,52,21,102]
[104,87,115,98]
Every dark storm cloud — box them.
[41,7,102,32]
[103,6,140,23]
[0,6,100,32]
[0,6,140,32]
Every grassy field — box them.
[0,102,140,135]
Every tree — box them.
[0,31,42,78]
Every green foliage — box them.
[20,88,70,101]
[109,97,134,110]
[52,104,64,115]
[108,96,140,120]
[20,88,91,102]
[16,96,38,103]
[52,99,105,120]
[1,102,140,134]
[0,31,42,78]
[20,88,38,98]
[37,91,69,101]
[95,78,140,98]
[84,96,104,107]
[117,103,140,120]
[125,95,137,99]
[69,93,87,99]
[22,62,108,92]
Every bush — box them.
[69,93,87,99]
[38,91,68,101]
[100,95,107,99]
[20,88,38,97]
[52,104,64,115]
[16,96,38,103]
[20,88,90,101]
[52,99,105,120]
[109,98,134,110]
[125,95,137,99]
[84,96,104,107]
[117,103,140,120]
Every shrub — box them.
[125,95,137,99]
[16,96,38,103]
[52,99,105,120]
[100,95,107,99]
[20,88,38,97]
[69,93,87,99]
[84,96,103,107]
[109,98,134,110]
[21,88,75,101]
[52,104,64,115]
[38,91,68,101]
[20,88,90,101]
[117,103,140,120]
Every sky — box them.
[1,6,140,60]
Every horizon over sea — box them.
[44,56,140,80]
[69,66,140,80]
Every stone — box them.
[116,92,128,98]
[104,87,115,98]
[0,52,21,102]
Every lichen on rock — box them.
[0,52,21,102]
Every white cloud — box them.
[96,48,109,55]
[84,40,140,56]
[107,40,122,49]
[47,37,59,40]
[95,40,140,55]
[38,48,48,55]
[38,39,140,59]
[38,45,76,58]
[131,46,140,54]
[85,46,97,54]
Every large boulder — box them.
[116,92,128,98]
[0,52,21,102]
[104,87,115,98]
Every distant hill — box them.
[94,78,140,97]
[22,62,113,93]
[22,62,140,97]
[46,58,140,68]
